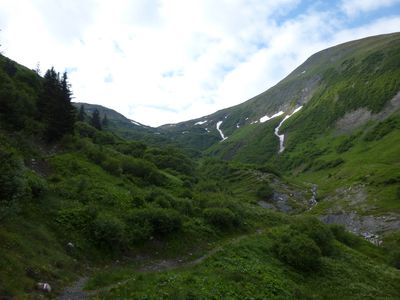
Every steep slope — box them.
[0,52,321,298]
[160,32,400,238]
[161,32,400,154]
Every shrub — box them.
[90,213,127,250]
[203,207,239,230]
[329,224,359,247]
[93,131,117,145]
[75,121,97,138]
[115,141,147,158]
[101,157,122,176]
[336,137,354,153]
[0,146,27,201]
[291,216,335,256]
[257,183,274,200]
[312,158,344,171]
[363,117,399,141]
[56,206,95,233]
[126,208,182,238]
[121,157,165,185]
[275,232,322,272]
[0,145,27,219]
[26,171,48,198]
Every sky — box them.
[0,0,400,127]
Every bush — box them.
[115,141,147,158]
[0,146,27,201]
[291,216,335,256]
[126,208,182,238]
[94,131,117,145]
[0,145,27,219]
[75,121,97,138]
[56,206,95,233]
[275,232,322,272]
[257,183,274,200]
[90,213,127,250]
[203,207,239,230]
[26,171,48,198]
[101,157,122,176]
[336,137,354,153]
[312,158,344,171]
[121,157,165,185]
[329,224,359,247]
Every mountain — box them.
[161,33,400,154]
[72,102,178,147]
[159,32,400,236]
[0,34,399,299]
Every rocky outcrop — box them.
[320,212,400,245]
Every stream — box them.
[274,106,302,153]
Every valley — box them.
[0,32,399,299]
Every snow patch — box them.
[195,120,207,125]
[216,121,228,141]
[259,111,284,123]
[236,123,240,128]
[274,106,303,153]
[301,70,306,74]
[250,120,259,124]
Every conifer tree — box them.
[38,67,75,141]
[78,104,86,121]
[91,109,102,130]
[102,113,109,127]
[60,72,75,134]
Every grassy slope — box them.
[291,117,400,216]
[1,34,400,299]
[91,224,400,300]
[160,33,400,151]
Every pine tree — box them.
[91,109,102,130]
[60,72,75,135]
[102,113,109,127]
[38,68,76,141]
[78,105,86,121]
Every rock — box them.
[37,282,51,293]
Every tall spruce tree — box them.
[78,104,86,121]
[102,113,109,127]
[91,109,102,130]
[38,68,75,141]
[60,72,75,134]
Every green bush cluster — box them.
[363,116,399,141]
[125,207,182,240]
[203,207,240,230]
[257,183,274,200]
[274,232,322,272]
[273,217,335,271]
[329,224,359,247]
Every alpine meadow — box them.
[1,27,400,300]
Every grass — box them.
[91,225,400,299]
[292,124,400,215]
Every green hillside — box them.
[163,33,400,236]
[0,33,399,299]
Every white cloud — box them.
[340,0,400,17]
[0,1,399,126]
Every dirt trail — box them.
[56,230,263,299]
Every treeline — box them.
[0,55,75,141]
